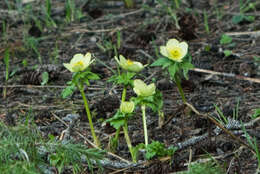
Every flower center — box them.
[72,61,85,71]
[75,61,84,67]
[127,59,134,65]
[169,47,182,59]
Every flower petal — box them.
[160,46,169,58]
[82,52,92,69]
[166,39,179,48]
[63,63,74,72]
[120,101,135,114]
[71,54,84,64]
[114,56,120,65]
[128,61,144,72]
[147,83,156,95]
[179,42,188,55]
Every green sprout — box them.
[63,53,100,147]
[151,38,193,104]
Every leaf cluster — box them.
[108,71,136,86]
[61,69,100,98]
[106,110,133,129]
[151,54,193,81]
[182,161,224,174]
[132,89,163,112]
[145,141,177,160]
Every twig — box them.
[191,68,260,84]
[225,30,260,37]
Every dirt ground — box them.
[0,0,260,173]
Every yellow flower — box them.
[120,101,135,114]
[64,52,94,72]
[160,39,188,62]
[115,55,145,72]
[133,79,155,97]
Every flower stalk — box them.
[78,84,100,147]
[141,104,148,146]
[122,122,136,162]
[174,74,186,103]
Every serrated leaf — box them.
[41,71,49,86]
[150,57,172,67]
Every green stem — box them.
[141,104,148,146]
[121,85,127,102]
[113,85,127,148]
[78,84,100,147]
[122,121,136,162]
[175,74,186,104]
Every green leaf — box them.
[181,61,194,80]
[252,108,260,119]
[41,71,49,86]
[220,34,232,45]
[244,15,255,22]
[61,84,76,98]
[145,141,176,160]
[87,72,100,80]
[106,111,126,129]
[232,15,244,24]
[150,57,172,67]
[224,50,232,57]
[168,63,178,79]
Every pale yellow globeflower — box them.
[115,55,146,72]
[64,52,94,72]
[133,79,155,97]
[160,39,188,62]
[120,101,135,114]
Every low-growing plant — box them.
[145,141,176,160]
[132,79,163,146]
[151,38,193,104]
[23,35,42,64]
[183,161,224,174]
[106,102,137,162]
[220,34,233,45]
[107,54,146,151]
[251,108,260,119]
[232,0,256,24]
[43,0,57,28]
[62,52,101,146]
[242,124,260,171]
[65,0,83,23]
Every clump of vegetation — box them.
[0,121,104,174]
[183,161,224,174]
